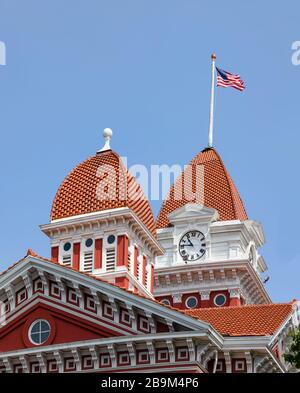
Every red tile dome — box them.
[51,150,156,236]
[156,147,248,228]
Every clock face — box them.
[179,230,206,262]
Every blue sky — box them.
[0,0,299,302]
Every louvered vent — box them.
[145,267,148,288]
[83,252,93,273]
[62,255,72,267]
[127,249,132,273]
[106,248,116,272]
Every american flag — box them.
[216,67,245,91]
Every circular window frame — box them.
[22,313,55,348]
[85,238,93,248]
[107,235,116,245]
[214,294,227,307]
[161,299,171,306]
[185,296,198,309]
[63,242,72,252]
[28,319,51,346]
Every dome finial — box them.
[98,128,113,152]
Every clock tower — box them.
[154,147,270,310]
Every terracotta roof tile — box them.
[184,303,296,336]
[156,148,248,228]
[51,150,156,236]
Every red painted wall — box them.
[229,297,241,307]
[73,243,80,270]
[155,295,173,307]
[115,276,129,289]
[117,235,129,267]
[94,238,103,269]
[51,246,59,263]
[209,290,230,308]
[156,321,170,333]
[155,290,231,309]
[0,303,122,352]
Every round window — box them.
[85,238,93,248]
[185,296,198,309]
[214,294,226,307]
[29,320,51,345]
[161,299,171,306]
[63,242,71,252]
[107,235,116,244]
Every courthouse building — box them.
[0,128,298,373]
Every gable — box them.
[167,204,218,226]
[0,302,124,352]
[0,255,219,357]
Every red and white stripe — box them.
[217,73,245,91]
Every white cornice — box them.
[0,255,223,345]
[0,331,216,359]
[154,259,271,304]
[40,207,164,256]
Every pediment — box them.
[167,204,219,225]
[0,256,215,342]
[0,303,122,352]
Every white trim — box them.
[100,354,110,367]
[157,349,169,361]
[118,353,130,365]
[0,331,216,359]
[137,351,149,363]
[0,256,221,341]
[177,348,189,360]
[154,259,271,303]
[65,358,75,371]
[83,356,93,369]
[41,207,163,255]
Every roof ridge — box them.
[211,148,247,221]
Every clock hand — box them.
[186,238,194,247]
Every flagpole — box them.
[208,53,216,148]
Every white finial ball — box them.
[103,127,113,139]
